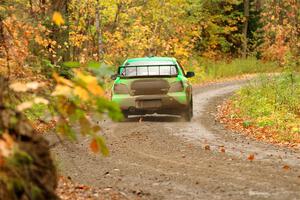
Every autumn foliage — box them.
[0,0,299,199]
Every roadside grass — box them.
[187,57,279,83]
[221,73,300,144]
[25,103,49,121]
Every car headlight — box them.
[169,81,184,92]
[114,83,129,94]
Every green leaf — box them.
[63,61,80,68]
[7,150,33,166]
[96,136,109,156]
[89,62,114,77]
[42,59,55,68]
[242,120,252,128]
[96,98,123,121]
[56,122,77,141]
[87,61,101,69]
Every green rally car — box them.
[111,57,195,121]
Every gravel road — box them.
[47,79,300,200]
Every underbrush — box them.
[224,73,300,143]
[25,103,49,121]
[187,57,279,83]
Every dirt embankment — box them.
[47,80,300,200]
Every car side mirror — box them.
[111,74,118,80]
[186,71,195,78]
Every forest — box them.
[0,0,299,199]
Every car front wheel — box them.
[122,111,129,119]
[182,100,193,122]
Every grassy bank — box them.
[187,57,279,83]
[219,73,300,144]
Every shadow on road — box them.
[122,115,183,122]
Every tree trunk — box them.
[111,2,122,32]
[28,0,34,14]
[50,0,70,63]
[39,0,46,16]
[95,0,103,61]
[0,15,4,49]
[0,15,10,79]
[242,0,249,58]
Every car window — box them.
[119,65,178,77]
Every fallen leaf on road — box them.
[248,154,255,161]
[75,185,89,190]
[282,165,291,170]
[220,148,225,153]
[204,145,210,151]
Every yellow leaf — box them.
[51,85,72,97]
[74,70,95,84]
[74,70,104,97]
[87,82,104,97]
[52,11,65,26]
[74,86,89,101]
[26,81,40,90]
[9,82,28,92]
[53,73,74,87]
[17,101,33,111]
[33,97,49,105]
[10,81,44,92]
[0,132,14,158]
[3,133,14,149]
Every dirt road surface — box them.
[47,80,300,200]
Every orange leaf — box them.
[90,139,99,153]
[282,165,291,170]
[75,185,89,190]
[87,82,104,97]
[248,154,255,161]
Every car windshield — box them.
[119,61,178,77]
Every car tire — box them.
[182,100,193,122]
[122,111,129,119]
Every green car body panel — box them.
[111,57,194,120]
